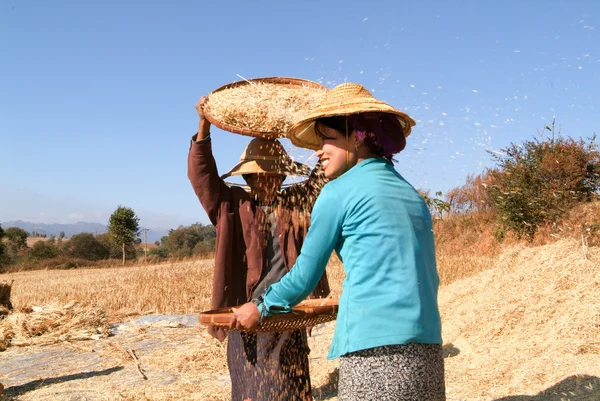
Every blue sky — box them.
[2,0,599,229]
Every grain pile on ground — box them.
[440,238,600,400]
[204,82,328,136]
[0,301,109,349]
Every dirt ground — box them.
[1,315,599,401]
[0,315,339,401]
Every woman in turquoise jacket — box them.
[231,83,446,401]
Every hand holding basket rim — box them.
[230,302,260,331]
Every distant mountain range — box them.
[0,220,169,243]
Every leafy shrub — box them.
[96,233,136,260]
[64,233,110,261]
[27,240,61,261]
[148,246,168,259]
[418,190,451,220]
[487,126,600,239]
[193,238,216,257]
[163,223,216,257]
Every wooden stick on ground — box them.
[107,341,148,380]
[127,348,148,380]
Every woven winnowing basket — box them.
[202,77,328,139]
[199,298,338,332]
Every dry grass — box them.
[26,237,65,247]
[434,200,600,285]
[1,257,345,324]
[1,259,216,322]
[536,200,600,247]
[0,301,109,350]
[440,238,600,400]
[143,328,228,376]
[204,81,328,137]
[1,240,599,400]
[434,211,503,285]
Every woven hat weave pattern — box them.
[287,83,416,150]
[221,137,310,179]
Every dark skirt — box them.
[227,329,312,401]
[338,343,446,401]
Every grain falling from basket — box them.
[204,82,328,137]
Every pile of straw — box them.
[0,301,109,350]
[204,82,327,136]
[440,238,600,400]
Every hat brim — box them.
[287,99,416,150]
[221,159,311,179]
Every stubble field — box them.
[1,239,599,400]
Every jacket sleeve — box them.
[262,184,343,313]
[187,135,231,225]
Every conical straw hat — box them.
[287,83,416,150]
[221,137,310,179]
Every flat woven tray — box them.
[199,298,338,332]
[202,77,328,139]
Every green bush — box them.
[4,256,97,272]
[97,233,136,260]
[418,190,451,220]
[163,223,216,257]
[487,127,600,239]
[4,227,28,257]
[193,238,216,256]
[27,240,61,261]
[64,233,110,261]
[148,246,168,259]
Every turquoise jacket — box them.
[262,157,442,359]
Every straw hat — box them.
[287,83,416,150]
[221,137,310,179]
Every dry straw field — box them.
[1,237,599,400]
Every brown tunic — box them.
[188,136,329,400]
[187,136,330,341]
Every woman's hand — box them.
[229,302,261,331]
[196,96,211,140]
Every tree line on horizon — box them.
[0,206,216,272]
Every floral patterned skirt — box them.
[338,343,446,401]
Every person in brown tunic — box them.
[188,97,330,401]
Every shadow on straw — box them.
[494,374,600,401]
[3,366,124,397]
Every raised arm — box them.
[187,97,231,225]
